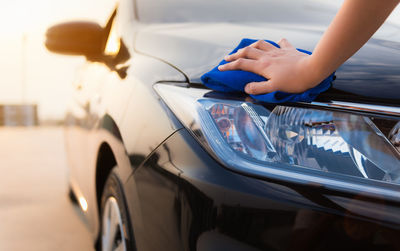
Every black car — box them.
[45,0,400,250]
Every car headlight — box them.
[155,84,400,196]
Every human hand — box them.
[218,39,321,95]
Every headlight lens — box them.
[202,101,277,162]
[155,84,400,188]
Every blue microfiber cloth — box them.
[201,38,335,103]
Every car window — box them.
[135,0,342,24]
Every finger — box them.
[218,58,261,72]
[249,40,278,52]
[277,38,294,49]
[244,81,278,95]
[224,47,264,61]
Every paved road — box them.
[0,127,94,251]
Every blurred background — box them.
[0,0,116,250]
[0,0,117,123]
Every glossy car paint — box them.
[65,32,186,235]
[124,128,400,251]
[59,0,400,250]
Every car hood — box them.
[135,22,400,105]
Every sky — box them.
[0,0,399,121]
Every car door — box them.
[65,9,120,197]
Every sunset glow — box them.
[0,0,116,120]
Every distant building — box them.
[0,104,38,126]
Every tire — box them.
[98,168,136,251]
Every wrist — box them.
[302,54,328,88]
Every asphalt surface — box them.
[0,127,94,251]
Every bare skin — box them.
[218,0,399,95]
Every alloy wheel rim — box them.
[102,197,127,251]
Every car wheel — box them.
[99,168,135,251]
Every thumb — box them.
[244,81,278,95]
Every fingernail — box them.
[218,65,224,71]
[244,84,251,93]
[224,55,230,60]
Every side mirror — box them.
[45,22,105,59]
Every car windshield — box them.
[135,0,341,24]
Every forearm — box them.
[309,0,399,82]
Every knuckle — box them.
[236,58,244,66]
[226,62,235,68]
[242,47,251,55]
[254,40,264,47]
[251,87,262,94]
[254,84,262,93]
[261,58,271,67]
[261,60,270,67]
[269,51,279,57]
